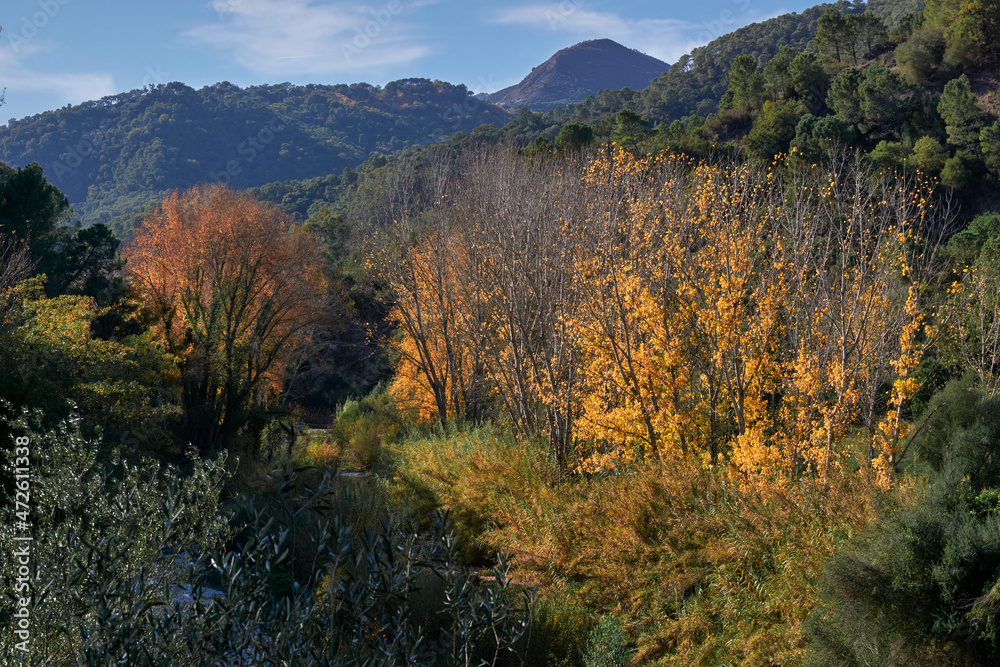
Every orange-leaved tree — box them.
[126,185,325,451]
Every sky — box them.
[1,0,809,125]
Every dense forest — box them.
[8,0,1000,664]
[0,79,510,230]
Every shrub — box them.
[388,424,562,563]
[0,413,532,666]
[808,384,1000,665]
[522,593,596,667]
[329,383,405,470]
[583,615,633,667]
[0,410,230,664]
[389,424,885,664]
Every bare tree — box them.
[460,147,581,462]
[0,234,34,328]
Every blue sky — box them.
[1,0,806,125]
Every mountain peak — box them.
[489,39,669,111]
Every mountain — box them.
[499,2,850,129]
[488,39,669,111]
[0,79,509,230]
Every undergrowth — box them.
[390,424,902,665]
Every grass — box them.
[388,423,899,665]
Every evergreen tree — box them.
[938,74,983,152]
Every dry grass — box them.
[390,425,900,665]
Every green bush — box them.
[329,383,406,470]
[0,412,532,666]
[0,410,230,664]
[522,593,596,667]
[808,382,1000,665]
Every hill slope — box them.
[0,79,509,229]
[489,39,669,111]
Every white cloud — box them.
[0,43,116,112]
[491,4,702,63]
[184,0,433,77]
[490,2,786,64]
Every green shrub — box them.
[0,410,230,664]
[808,383,1000,665]
[0,413,533,666]
[522,593,596,667]
[329,383,406,470]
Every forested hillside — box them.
[0,0,902,234]
[0,79,509,229]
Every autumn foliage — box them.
[380,147,950,486]
[125,185,325,450]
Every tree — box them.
[0,234,33,323]
[0,277,179,453]
[764,46,797,101]
[980,119,1000,172]
[555,122,594,152]
[907,135,949,175]
[379,147,579,461]
[827,64,906,138]
[0,162,70,271]
[940,151,974,189]
[789,52,830,114]
[790,114,856,164]
[125,185,325,451]
[944,214,1000,394]
[568,151,705,467]
[826,67,864,125]
[778,160,944,484]
[867,139,909,172]
[0,162,126,319]
[815,9,856,65]
[809,383,1000,664]
[852,11,889,57]
[382,215,489,427]
[938,74,983,152]
[745,99,807,160]
[894,26,946,86]
[856,64,907,137]
[722,55,765,114]
[609,110,651,151]
[925,0,1000,68]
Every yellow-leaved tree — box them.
[376,145,949,487]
